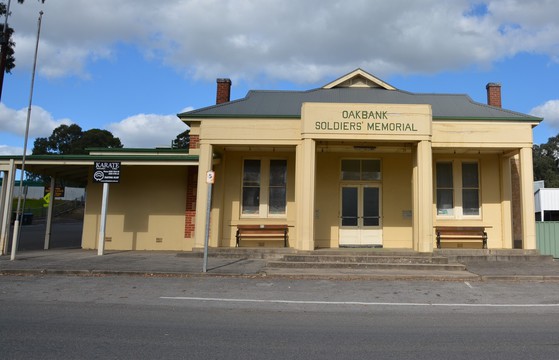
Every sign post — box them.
[202,170,214,273]
[44,176,55,250]
[93,161,120,256]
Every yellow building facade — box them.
[181,69,540,253]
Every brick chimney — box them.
[486,82,501,108]
[216,78,232,104]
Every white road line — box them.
[464,281,473,289]
[160,296,559,308]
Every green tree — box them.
[533,135,559,188]
[79,128,123,151]
[172,129,190,149]
[32,124,123,155]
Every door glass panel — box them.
[363,187,380,226]
[341,187,358,226]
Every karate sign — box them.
[93,162,121,183]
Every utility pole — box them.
[10,10,42,260]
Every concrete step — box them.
[281,254,449,264]
[434,249,554,262]
[309,249,422,256]
[266,261,466,271]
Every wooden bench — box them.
[236,224,289,247]
[435,226,488,249]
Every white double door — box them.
[339,184,382,246]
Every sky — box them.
[1,0,559,155]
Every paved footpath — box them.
[2,249,559,281]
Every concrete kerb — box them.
[0,269,464,281]
[2,267,559,282]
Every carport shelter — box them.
[0,148,198,254]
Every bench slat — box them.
[435,226,488,249]
[236,225,288,247]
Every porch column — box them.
[500,155,513,248]
[519,147,536,249]
[194,142,213,249]
[412,140,433,253]
[295,138,316,250]
[0,160,15,255]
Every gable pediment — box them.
[323,68,396,90]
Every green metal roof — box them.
[0,150,199,185]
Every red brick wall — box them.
[185,167,198,238]
[216,78,231,104]
[511,158,522,248]
[189,135,200,150]
[486,83,502,108]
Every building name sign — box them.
[302,103,431,139]
[342,110,388,120]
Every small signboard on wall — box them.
[93,161,121,183]
[206,171,215,184]
[44,186,65,198]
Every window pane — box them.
[242,187,260,214]
[462,163,478,188]
[362,160,381,181]
[341,187,358,226]
[269,188,286,215]
[436,163,453,188]
[269,160,287,215]
[269,160,287,186]
[242,160,260,215]
[363,187,380,226]
[341,160,360,180]
[463,189,480,215]
[436,162,454,215]
[462,162,479,216]
[243,160,260,186]
[437,189,454,215]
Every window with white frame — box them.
[436,160,480,217]
[242,159,287,217]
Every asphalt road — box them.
[1,276,558,359]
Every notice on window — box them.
[93,161,121,183]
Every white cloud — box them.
[8,0,559,82]
[0,103,72,138]
[531,100,559,128]
[0,145,25,155]
[107,114,188,148]
[0,102,190,151]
